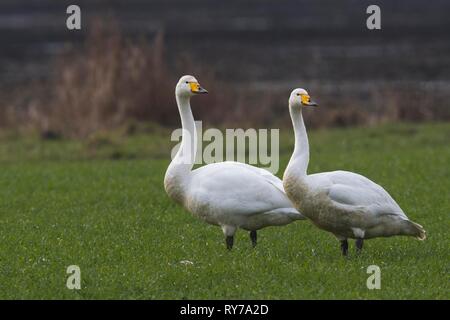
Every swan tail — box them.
[404,220,426,240]
[276,208,307,221]
[292,211,307,221]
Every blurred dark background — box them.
[0,0,449,137]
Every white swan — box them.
[164,75,305,249]
[283,88,426,256]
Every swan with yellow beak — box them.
[164,75,306,250]
[283,88,426,256]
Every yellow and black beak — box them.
[301,94,318,107]
[189,82,208,94]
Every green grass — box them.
[0,122,449,299]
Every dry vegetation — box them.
[3,21,235,138]
[1,20,448,138]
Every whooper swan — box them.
[282,88,426,256]
[164,75,305,249]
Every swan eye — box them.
[185,81,189,84]
[297,94,300,96]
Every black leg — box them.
[250,230,257,247]
[226,236,234,250]
[356,238,364,254]
[340,239,349,256]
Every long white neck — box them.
[284,105,309,179]
[164,94,197,200]
[173,94,197,171]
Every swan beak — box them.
[196,86,208,94]
[190,82,208,94]
[301,94,318,107]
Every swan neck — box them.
[286,105,309,178]
[165,94,197,199]
[174,94,197,171]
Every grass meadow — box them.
[0,122,448,299]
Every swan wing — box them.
[188,161,302,218]
[312,171,408,219]
[222,161,286,194]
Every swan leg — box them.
[250,230,257,247]
[340,239,349,256]
[226,236,234,250]
[356,238,364,254]
[221,225,237,250]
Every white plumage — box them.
[164,76,304,249]
[283,88,426,256]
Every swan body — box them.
[164,76,305,249]
[175,161,302,230]
[283,88,426,255]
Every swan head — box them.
[176,75,208,97]
[289,88,318,108]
